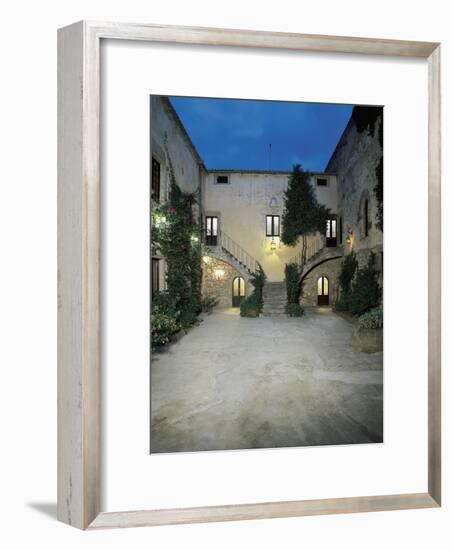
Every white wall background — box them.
[0,1,450,548]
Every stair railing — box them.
[219,229,258,274]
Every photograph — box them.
[150,95,383,453]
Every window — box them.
[216,175,229,184]
[317,177,328,186]
[152,258,160,298]
[266,215,280,237]
[205,216,218,246]
[151,157,161,202]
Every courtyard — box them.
[151,308,383,453]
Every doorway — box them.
[326,218,337,247]
[317,275,329,306]
[205,216,218,246]
[232,277,246,307]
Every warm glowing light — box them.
[214,269,225,280]
[191,234,199,243]
[203,256,211,264]
[154,214,167,227]
[346,230,355,248]
[270,238,277,251]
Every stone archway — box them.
[201,253,253,309]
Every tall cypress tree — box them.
[281,164,330,263]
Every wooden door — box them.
[326,218,337,247]
[205,216,218,246]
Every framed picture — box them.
[58,21,441,529]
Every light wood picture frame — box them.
[57,21,441,530]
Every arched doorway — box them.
[232,277,246,307]
[317,275,329,306]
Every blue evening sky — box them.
[169,96,353,172]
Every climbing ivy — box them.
[152,153,202,338]
[281,164,331,263]
[240,264,266,317]
[352,106,384,232]
[284,263,303,317]
[334,251,381,316]
[334,251,358,312]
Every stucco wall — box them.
[203,171,338,282]
[151,96,204,202]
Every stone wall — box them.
[326,113,383,261]
[300,258,342,307]
[151,97,206,292]
[151,96,204,200]
[202,256,250,309]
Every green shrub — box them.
[334,251,358,311]
[358,306,383,329]
[286,303,304,317]
[152,311,180,347]
[348,254,381,316]
[152,291,178,316]
[285,263,300,304]
[334,251,380,315]
[151,291,181,347]
[201,295,219,314]
[240,265,266,318]
[338,251,358,292]
[249,264,266,302]
[240,293,261,317]
[334,292,351,312]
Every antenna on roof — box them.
[269,143,272,171]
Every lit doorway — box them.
[232,277,246,307]
[317,275,329,306]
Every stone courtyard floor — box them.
[151,308,383,453]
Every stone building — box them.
[151,96,383,311]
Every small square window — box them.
[216,175,229,184]
[317,177,328,186]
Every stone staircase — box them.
[219,230,257,275]
[262,282,287,316]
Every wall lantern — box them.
[270,238,277,251]
[202,255,211,264]
[346,229,354,247]
[214,269,225,280]
[191,234,199,244]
